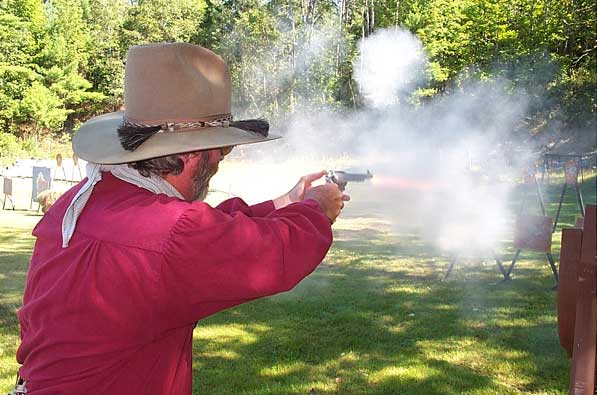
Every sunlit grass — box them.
[0,210,41,392]
[0,173,595,394]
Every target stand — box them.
[502,165,558,285]
[2,177,15,210]
[552,159,585,232]
[442,252,508,281]
[54,154,67,181]
[71,154,83,183]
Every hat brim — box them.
[73,112,281,164]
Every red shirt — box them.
[17,172,332,394]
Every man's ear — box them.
[180,149,217,165]
[179,152,198,164]
[206,148,222,164]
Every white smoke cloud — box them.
[213,27,538,257]
[353,29,427,108]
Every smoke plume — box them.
[211,28,538,258]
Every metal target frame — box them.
[502,163,559,285]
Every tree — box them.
[84,0,128,109]
[37,0,92,71]
[18,81,70,139]
[0,0,47,133]
[0,0,594,144]
[120,0,207,46]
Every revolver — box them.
[326,170,373,192]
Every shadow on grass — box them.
[191,224,569,395]
[3,176,592,394]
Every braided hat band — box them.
[122,115,234,133]
[117,115,269,152]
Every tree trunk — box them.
[371,0,375,34]
[291,7,297,113]
[395,0,400,30]
[335,0,344,75]
[363,0,369,38]
[308,0,317,41]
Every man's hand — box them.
[304,183,349,224]
[273,170,328,209]
[273,170,350,223]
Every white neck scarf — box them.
[61,163,184,248]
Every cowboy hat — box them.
[73,43,280,164]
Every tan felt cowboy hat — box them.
[73,43,280,164]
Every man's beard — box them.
[191,151,219,201]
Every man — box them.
[14,43,347,394]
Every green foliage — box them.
[214,0,346,118]
[121,0,207,45]
[0,0,594,154]
[0,131,72,167]
[46,63,106,119]
[38,0,92,70]
[0,65,39,126]
[0,1,46,133]
[0,130,26,166]
[0,10,37,66]
[552,61,597,129]
[18,81,70,134]
[194,0,236,48]
[1,0,105,138]
[84,0,127,106]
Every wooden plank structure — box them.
[557,204,596,394]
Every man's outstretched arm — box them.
[156,183,344,330]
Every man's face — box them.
[190,147,233,201]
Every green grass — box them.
[1,172,595,394]
[0,211,40,391]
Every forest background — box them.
[0,0,595,166]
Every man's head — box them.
[128,146,233,201]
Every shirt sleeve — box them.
[215,197,276,217]
[156,199,332,329]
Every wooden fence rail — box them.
[558,204,596,395]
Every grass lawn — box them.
[1,172,595,394]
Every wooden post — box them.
[568,205,596,394]
[558,228,582,357]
